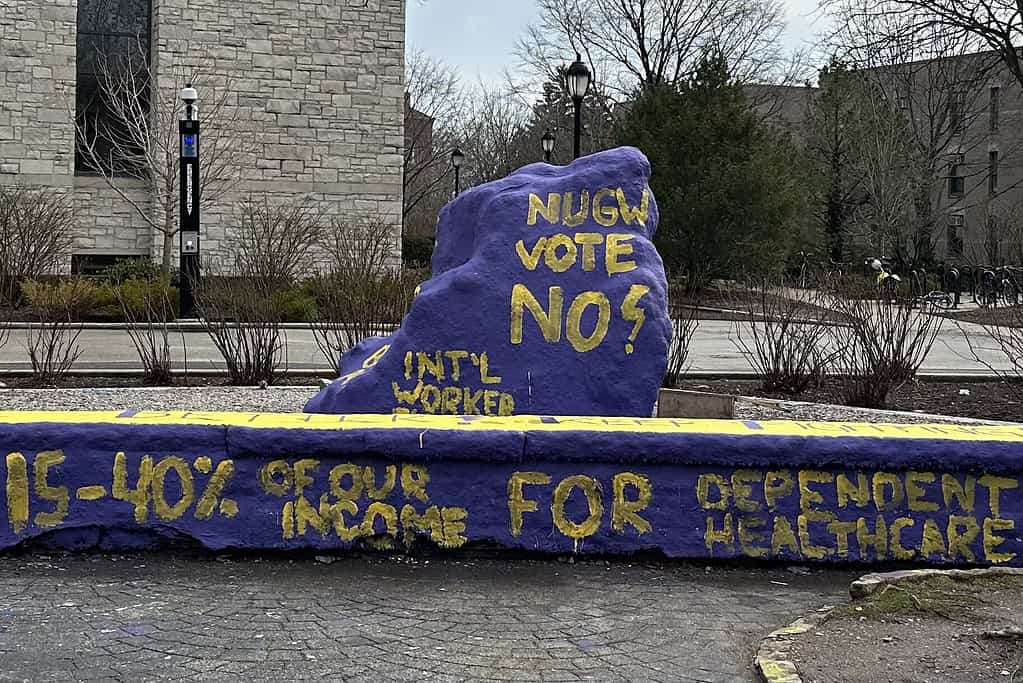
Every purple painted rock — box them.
[305,146,671,417]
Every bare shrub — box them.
[312,217,411,374]
[116,279,178,385]
[21,279,92,384]
[827,280,943,409]
[959,309,1023,398]
[731,279,835,395]
[198,277,286,386]
[663,279,700,388]
[323,217,398,277]
[311,269,422,376]
[0,186,75,305]
[198,196,327,385]
[229,195,326,286]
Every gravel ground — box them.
[0,386,1010,424]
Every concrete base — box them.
[0,411,1021,566]
[657,389,736,419]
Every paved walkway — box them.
[0,553,854,682]
[0,321,1010,375]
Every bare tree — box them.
[826,0,1023,91]
[404,51,464,236]
[73,40,250,271]
[456,85,535,188]
[825,8,1002,267]
[517,0,787,102]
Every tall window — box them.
[950,91,965,134]
[949,153,965,198]
[990,86,1001,133]
[75,0,151,176]
[948,214,965,258]
[989,150,1000,195]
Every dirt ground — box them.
[789,575,1023,683]
[679,378,1023,423]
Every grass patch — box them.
[834,575,1019,623]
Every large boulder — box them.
[305,146,671,417]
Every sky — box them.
[406,0,832,85]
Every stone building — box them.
[0,0,405,273]
[751,55,1023,267]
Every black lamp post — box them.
[541,129,556,163]
[178,83,200,319]
[565,53,591,160]
[451,147,465,197]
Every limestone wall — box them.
[2,0,405,272]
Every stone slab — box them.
[657,388,736,419]
[0,411,1021,566]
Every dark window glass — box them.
[949,164,964,197]
[950,92,965,133]
[75,0,151,177]
[948,219,964,258]
[990,151,999,194]
[990,86,1001,132]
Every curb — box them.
[755,567,1023,683]
[754,607,833,683]
[850,566,1023,599]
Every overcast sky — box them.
[406,0,832,84]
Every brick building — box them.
[0,0,405,272]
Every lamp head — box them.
[180,83,198,107]
[566,53,592,101]
[541,129,556,155]
[451,147,465,169]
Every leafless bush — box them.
[323,217,398,277]
[663,280,700,388]
[196,196,328,385]
[827,280,943,409]
[0,186,75,305]
[197,277,286,386]
[21,279,92,384]
[227,195,327,286]
[312,269,422,376]
[312,217,411,374]
[116,279,177,385]
[731,279,835,395]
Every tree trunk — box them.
[163,231,174,273]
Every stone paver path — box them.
[0,553,854,682]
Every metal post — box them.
[179,107,200,319]
[454,165,461,197]
[573,98,582,160]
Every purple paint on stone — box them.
[0,419,1021,566]
[305,147,671,418]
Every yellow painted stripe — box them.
[0,410,1019,443]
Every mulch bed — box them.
[679,378,1023,423]
[789,574,1023,683]
[940,306,1023,328]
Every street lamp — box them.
[178,83,201,319]
[451,146,465,197]
[541,129,556,163]
[565,53,591,160]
